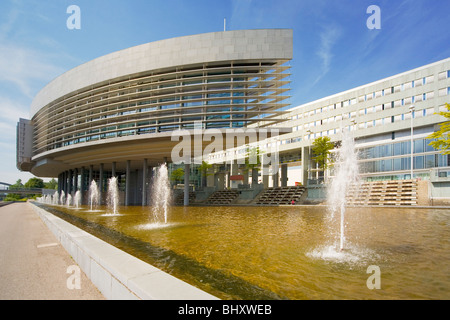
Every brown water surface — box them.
[39,204,450,299]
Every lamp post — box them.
[409,105,415,180]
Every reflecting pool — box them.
[36,203,450,299]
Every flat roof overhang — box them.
[30,127,291,177]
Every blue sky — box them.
[0,0,449,184]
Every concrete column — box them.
[63,171,67,193]
[74,168,78,191]
[125,160,131,206]
[251,168,258,186]
[58,173,62,194]
[80,167,85,204]
[112,162,116,177]
[272,168,279,188]
[184,163,190,206]
[89,165,93,185]
[67,170,72,195]
[142,159,148,206]
[301,146,310,185]
[281,163,288,187]
[99,163,104,205]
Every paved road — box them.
[0,202,105,300]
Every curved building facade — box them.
[18,29,293,204]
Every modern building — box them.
[236,57,450,204]
[17,29,293,205]
[17,28,450,205]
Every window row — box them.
[359,153,449,174]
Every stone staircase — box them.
[254,186,306,205]
[204,190,240,205]
[346,179,418,206]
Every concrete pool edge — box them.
[29,202,219,300]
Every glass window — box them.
[382,159,393,171]
[438,154,449,167]
[423,93,427,101]
[414,139,424,154]
[414,156,424,169]
[425,155,436,168]
[425,139,435,152]
[402,157,411,170]
[393,158,402,171]
[393,142,402,156]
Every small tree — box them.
[244,147,261,185]
[9,179,24,190]
[311,136,335,180]
[170,167,185,184]
[428,103,450,154]
[44,178,58,190]
[24,177,45,189]
[198,161,212,189]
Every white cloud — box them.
[0,43,64,99]
[312,25,342,86]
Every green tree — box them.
[198,161,212,189]
[170,167,185,184]
[428,103,450,154]
[311,136,335,179]
[9,179,24,190]
[44,178,58,190]
[244,147,261,185]
[24,177,45,189]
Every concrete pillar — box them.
[272,168,279,188]
[251,168,259,186]
[184,163,190,206]
[67,170,72,195]
[281,163,288,187]
[112,162,116,177]
[125,160,131,206]
[142,158,148,206]
[80,167,85,204]
[301,146,310,185]
[89,165,93,185]
[74,168,78,191]
[99,163,104,205]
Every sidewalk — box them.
[0,202,104,300]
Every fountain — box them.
[74,190,81,209]
[66,193,72,207]
[53,191,59,205]
[150,163,171,224]
[88,180,100,211]
[106,176,120,215]
[60,191,65,206]
[327,130,360,251]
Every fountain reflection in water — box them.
[150,163,171,225]
[106,176,120,215]
[89,180,100,211]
